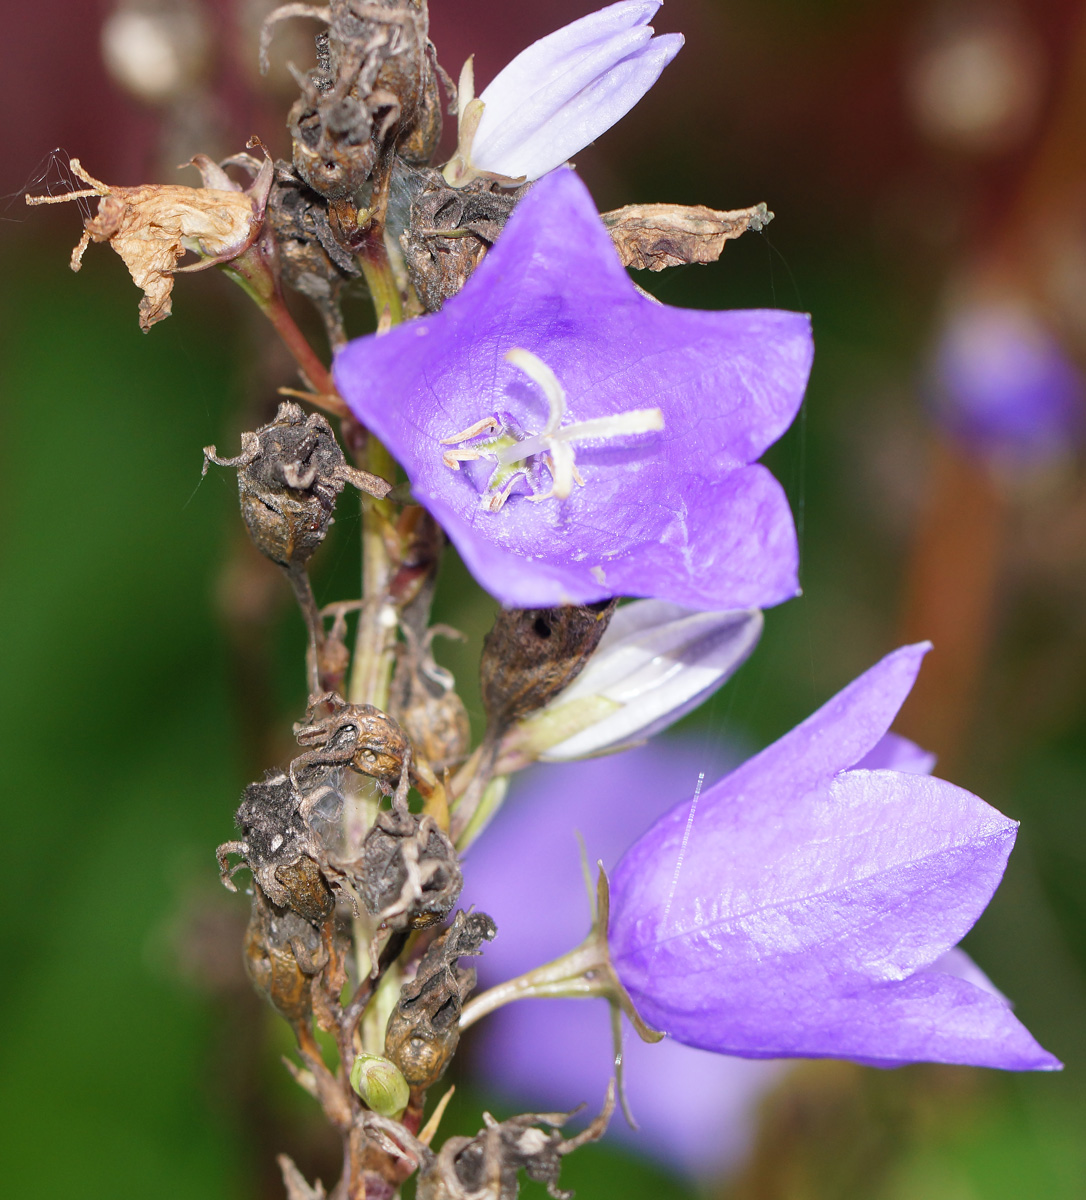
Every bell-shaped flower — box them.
[609,643,1060,1070]
[334,169,813,610]
[443,2,684,187]
[930,297,1084,464]
[464,735,783,1176]
[500,602,763,767]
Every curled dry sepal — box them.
[335,168,813,609]
[608,644,1060,1070]
[365,1084,615,1200]
[25,151,273,330]
[602,201,774,271]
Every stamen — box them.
[438,348,664,511]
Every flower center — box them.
[439,348,664,512]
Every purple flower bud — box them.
[446,2,684,186]
[930,300,1084,463]
[335,169,813,610]
[609,644,1060,1070]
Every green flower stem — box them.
[458,935,615,1032]
[458,867,663,1045]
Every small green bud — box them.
[349,1053,410,1117]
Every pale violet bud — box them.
[349,1053,410,1118]
[504,602,763,763]
[443,2,684,187]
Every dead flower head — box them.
[26,151,273,331]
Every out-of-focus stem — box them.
[348,238,405,711]
[896,438,1006,770]
[223,237,346,415]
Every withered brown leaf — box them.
[601,201,773,272]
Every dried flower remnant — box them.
[217,771,326,913]
[353,770,463,937]
[203,401,390,569]
[602,201,773,271]
[291,692,413,801]
[443,1,683,187]
[263,0,445,206]
[389,624,471,774]
[26,155,272,330]
[244,880,328,1026]
[607,644,1061,1070]
[419,1093,614,1200]
[335,169,813,609]
[384,910,496,1091]
[398,168,526,312]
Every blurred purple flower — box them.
[445,1,684,186]
[931,300,1083,463]
[335,169,812,609]
[464,735,784,1176]
[610,644,1060,1070]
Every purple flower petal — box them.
[858,731,937,775]
[335,169,812,609]
[476,997,783,1176]
[473,2,684,182]
[608,645,1060,1071]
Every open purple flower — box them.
[335,169,813,609]
[609,644,1060,1070]
[443,2,684,187]
[464,736,784,1176]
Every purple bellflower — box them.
[609,643,1060,1070]
[443,2,684,187]
[465,736,784,1176]
[335,169,813,609]
[931,299,1084,463]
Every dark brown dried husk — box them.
[397,168,527,311]
[355,803,462,928]
[244,884,325,1025]
[384,911,495,1089]
[480,602,617,734]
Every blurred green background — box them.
[3,0,1086,1196]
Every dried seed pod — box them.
[389,625,470,773]
[204,402,389,569]
[244,883,326,1025]
[416,1086,615,1200]
[218,770,318,910]
[264,0,442,202]
[353,777,462,934]
[480,602,617,736]
[291,692,412,798]
[266,168,362,349]
[384,911,496,1090]
[397,167,526,311]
